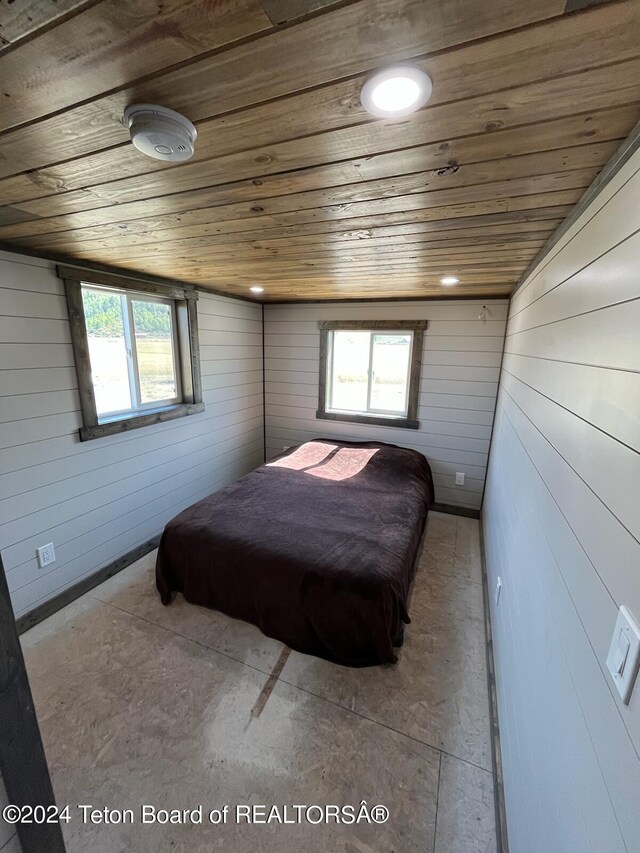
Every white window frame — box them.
[82,284,183,421]
[316,320,428,431]
[326,329,414,418]
[60,265,204,442]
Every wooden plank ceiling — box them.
[0,0,638,301]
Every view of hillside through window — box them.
[82,287,178,416]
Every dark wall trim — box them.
[511,118,640,298]
[319,320,429,330]
[430,502,480,519]
[58,264,196,299]
[266,294,510,304]
[317,321,425,428]
[79,401,205,441]
[16,536,161,636]
[481,316,508,512]
[316,410,419,430]
[62,273,205,442]
[479,521,510,853]
[0,554,66,853]
[261,303,267,464]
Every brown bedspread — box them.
[156,439,433,667]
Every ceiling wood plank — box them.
[2,133,620,228]
[0,0,599,175]
[66,232,554,262]
[564,0,620,10]
[0,0,273,133]
[0,0,96,48]
[0,82,629,213]
[259,0,344,24]
[74,243,546,267]
[0,193,584,256]
[1,59,637,215]
[107,263,525,281]
[12,208,571,254]
[0,2,637,183]
[0,0,637,301]
[213,224,562,251]
[0,169,597,246]
[57,225,563,258]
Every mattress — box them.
[156,439,433,666]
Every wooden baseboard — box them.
[431,501,480,519]
[16,535,161,635]
[479,518,510,853]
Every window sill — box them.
[79,401,205,441]
[316,410,419,430]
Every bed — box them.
[156,439,433,666]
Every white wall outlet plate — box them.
[455,472,465,486]
[606,606,640,705]
[36,542,56,568]
[495,577,502,606]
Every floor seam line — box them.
[250,647,291,718]
[433,751,443,853]
[94,596,275,684]
[454,515,461,561]
[96,595,493,774]
[275,669,493,775]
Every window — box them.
[317,321,427,429]
[82,286,182,417]
[60,266,204,441]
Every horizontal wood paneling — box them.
[0,0,638,300]
[1,1,631,180]
[0,0,272,131]
[264,299,506,509]
[483,143,640,853]
[0,250,264,618]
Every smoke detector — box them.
[123,104,197,162]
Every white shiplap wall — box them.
[483,146,640,853]
[264,300,508,510]
[0,250,264,619]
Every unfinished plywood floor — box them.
[20,512,495,853]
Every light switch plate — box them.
[455,472,465,486]
[606,606,640,704]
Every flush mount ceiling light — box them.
[123,104,197,162]
[440,276,459,286]
[360,66,432,118]
[250,286,264,293]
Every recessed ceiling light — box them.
[361,66,432,118]
[250,286,264,293]
[440,276,459,286]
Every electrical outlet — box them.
[37,543,56,568]
[495,577,502,606]
[455,472,465,486]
